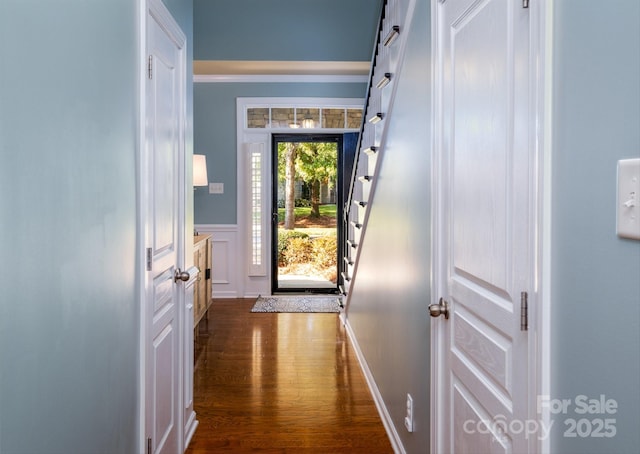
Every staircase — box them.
[339,0,411,307]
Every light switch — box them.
[209,182,224,194]
[617,158,640,240]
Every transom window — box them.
[246,106,362,130]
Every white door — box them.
[144,1,187,453]
[434,0,535,453]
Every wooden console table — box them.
[193,234,212,329]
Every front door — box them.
[144,1,187,453]
[271,134,342,294]
[435,0,535,452]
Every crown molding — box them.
[194,74,368,83]
[193,60,369,83]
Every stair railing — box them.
[339,0,388,296]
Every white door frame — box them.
[429,0,551,452]
[235,97,363,298]
[138,0,188,452]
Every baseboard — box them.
[212,290,238,298]
[343,318,405,454]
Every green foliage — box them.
[295,142,338,189]
[277,198,309,209]
[277,142,338,188]
[277,204,336,223]
[278,141,338,223]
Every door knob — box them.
[429,297,449,319]
[174,268,190,282]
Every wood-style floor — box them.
[185,298,393,453]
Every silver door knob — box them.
[174,268,190,282]
[429,298,449,319]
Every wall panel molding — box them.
[195,224,239,298]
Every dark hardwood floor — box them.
[185,298,393,453]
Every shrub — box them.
[312,236,337,269]
[277,230,309,266]
[283,237,313,265]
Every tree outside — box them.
[278,141,337,227]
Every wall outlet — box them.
[404,393,414,432]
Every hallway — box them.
[185,299,393,453]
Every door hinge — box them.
[523,0,529,8]
[520,291,528,331]
[147,437,152,454]
[148,55,153,79]
[146,247,153,271]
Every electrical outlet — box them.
[404,393,414,432]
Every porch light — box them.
[301,115,315,129]
[193,154,208,187]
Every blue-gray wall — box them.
[0,0,193,452]
[346,0,432,451]
[193,0,382,225]
[194,0,380,62]
[550,0,640,452]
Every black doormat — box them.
[251,295,342,313]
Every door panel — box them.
[146,2,185,453]
[437,0,533,452]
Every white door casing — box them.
[433,0,537,453]
[143,1,187,453]
[235,98,363,298]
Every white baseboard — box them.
[211,290,238,298]
[343,318,405,454]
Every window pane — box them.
[250,151,262,266]
[271,108,294,128]
[347,109,363,129]
[247,108,269,128]
[322,109,345,128]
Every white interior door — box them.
[145,1,187,453]
[434,0,534,452]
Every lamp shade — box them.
[193,154,208,187]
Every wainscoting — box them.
[195,224,239,298]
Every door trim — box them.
[138,0,188,451]
[235,97,364,297]
[430,0,551,452]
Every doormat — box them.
[251,295,342,313]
